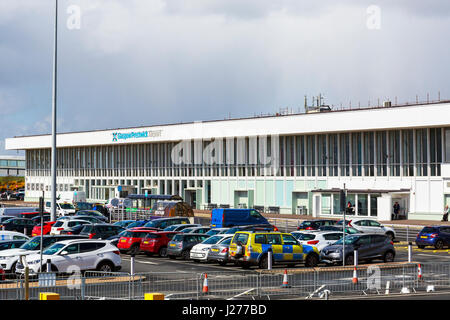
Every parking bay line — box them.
[121,258,159,265]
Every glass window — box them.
[232,233,249,245]
[376,131,387,176]
[321,194,331,215]
[266,234,282,245]
[254,234,266,244]
[370,194,379,217]
[389,131,401,176]
[80,243,101,253]
[430,128,442,176]
[357,194,368,216]
[355,236,371,246]
[324,233,342,241]
[415,129,428,176]
[281,234,298,245]
[445,128,450,163]
[402,130,414,176]
[368,220,381,227]
[363,132,374,176]
[43,243,66,255]
[351,133,362,176]
[65,243,80,254]
[340,133,350,176]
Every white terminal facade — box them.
[5,102,450,221]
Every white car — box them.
[0,231,30,241]
[190,234,233,262]
[45,201,76,216]
[291,231,344,252]
[50,219,92,235]
[15,239,121,274]
[348,219,396,240]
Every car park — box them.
[207,236,233,266]
[415,226,450,249]
[0,240,28,251]
[167,233,210,260]
[0,231,30,241]
[79,224,126,240]
[31,221,56,236]
[181,226,211,234]
[291,231,344,252]
[297,219,337,231]
[50,219,92,235]
[189,234,233,262]
[0,218,36,236]
[229,231,320,269]
[0,235,88,273]
[74,210,108,223]
[15,239,121,274]
[347,219,396,240]
[117,229,155,255]
[142,217,191,230]
[320,234,395,265]
[139,231,180,257]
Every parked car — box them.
[139,231,180,257]
[124,220,152,229]
[190,234,233,262]
[117,229,155,255]
[291,231,344,252]
[297,219,337,231]
[50,219,92,235]
[164,224,201,232]
[15,239,122,274]
[229,231,320,269]
[167,233,210,260]
[320,234,395,265]
[0,218,35,236]
[68,216,104,224]
[181,226,211,234]
[59,224,86,235]
[0,230,30,241]
[210,208,270,228]
[222,224,278,235]
[207,236,233,266]
[0,216,16,224]
[0,266,5,280]
[74,210,108,223]
[347,219,396,240]
[0,234,88,273]
[142,217,191,230]
[0,239,28,251]
[79,224,126,240]
[31,221,56,236]
[416,226,450,249]
[318,225,360,234]
[30,215,52,225]
[205,228,230,236]
[113,220,136,228]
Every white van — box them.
[45,201,76,216]
[57,191,86,204]
[0,207,40,217]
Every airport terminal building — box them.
[5,101,450,221]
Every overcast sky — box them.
[1,0,449,155]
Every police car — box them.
[228,231,320,268]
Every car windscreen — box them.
[60,203,75,209]
[334,235,360,245]
[421,227,438,234]
[53,221,64,228]
[127,221,143,228]
[42,243,66,255]
[20,237,41,250]
[172,234,184,242]
[201,236,223,244]
[292,233,316,241]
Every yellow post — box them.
[144,293,165,300]
[39,292,60,300]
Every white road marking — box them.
[121,258,158,265]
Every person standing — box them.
[442,205,449,222]
[393,202,400,220]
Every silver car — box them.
[206,236,233,266]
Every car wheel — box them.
[305,253,319,268]
[158,247,167,257]
[181,250,190,260]
[258,255,269,269]
[417,245,426,249]
[344,255,354,266]
[434,240,444,250]
[383,251,395,263]
[96,261,114,272]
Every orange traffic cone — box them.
[281,269,291,288]
[418,264,423,281]
[352,267,358,284]
[202,273,209,293]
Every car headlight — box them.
[202,248,210,251]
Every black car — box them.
[297,219,337,231]
[74,210,108,223]
[79,224,125,239]
[166,233,210,260]
[59,224,86,235]
[30,215,52,225]
[320,234,396,265]
[0,218,36,236]
[0,240,28,251]
[142,217,191,230]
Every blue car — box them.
[416,226,450,249]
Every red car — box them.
[117,229,156,255]
[32,221,56,236]
[140,231,180,257]
[0,266,5,281]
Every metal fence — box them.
[2,263,449,300]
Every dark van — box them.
[210,209,270,228]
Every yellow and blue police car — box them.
[229,231,320,268]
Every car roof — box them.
[51,239,110,245]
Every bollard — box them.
[408,242,412,263]
[268,251,272,270]
[354,250,358,267]
[130,254,135,276]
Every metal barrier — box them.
[2,263,450,300]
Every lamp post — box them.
[51,0,58,222]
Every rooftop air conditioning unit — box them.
[383,101,392,107]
